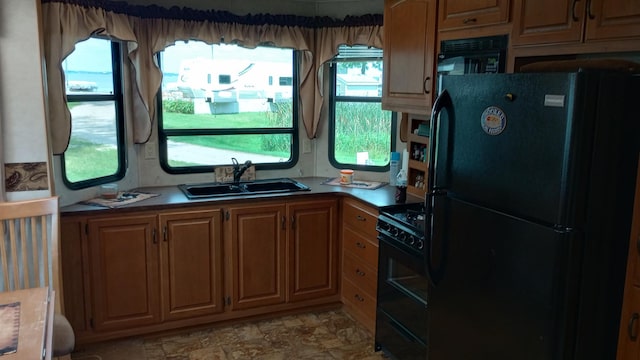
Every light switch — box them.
[302,138,312,153]
[145,142,157,159]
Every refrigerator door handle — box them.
[425,89,453,288]
[426,89,452,195]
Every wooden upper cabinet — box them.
[512,0,585,45]
[438,0,511,30]
[512,0,640,46]
[382,0,437,115]
[585,0,640,41]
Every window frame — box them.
[156,45,300,174]
[328,54,396,173]
[61,39,127,190]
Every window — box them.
[157,42,298,173]
[62,38,125,189]
[329,45,395,172]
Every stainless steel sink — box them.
[179,178,310,199]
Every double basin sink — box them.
[179,178,310,199]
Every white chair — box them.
[0,196,75,358]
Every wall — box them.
[3,0,397,206]
[0,0,51,201]
[57,0,395,207]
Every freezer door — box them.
[435,73,595,226]
[427,197,582,360]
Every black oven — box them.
[375,204,428,360]
[437,35,508,80]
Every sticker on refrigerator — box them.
[480,106,507,136]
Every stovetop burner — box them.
[379,203,426,234]
[377,202,426,254]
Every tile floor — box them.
[70,309,387,360]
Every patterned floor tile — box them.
[70,309,387,360]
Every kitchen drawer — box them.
[342,198,378,238]
[343,226,378,269]
[343,251,377,297]
[342,277,376,331]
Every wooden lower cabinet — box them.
[87,214,161,332]
[618,164,640,359]
[226,198,339,310]
[60,196,342,344]
[619,285,640,359]
[159,210,224,321]
[226,202,287,310]
[341,198,379,334]
[288,199,339,302]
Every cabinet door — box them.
[585,0,640,41]
[438,0,510,30]
[618,164,640,359]
[511,0,586,45]
[60,217,90,337]
[287,199,339,302]
[88,215,160,332]
[159,209,223,321]
[227,203,287,310]
[382,0,437,115]
[618,285,640,360]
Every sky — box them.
[64,38,292,74]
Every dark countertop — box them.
[60,177,424,216]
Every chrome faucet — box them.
[231,158,252,185]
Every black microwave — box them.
[437,35,508,76]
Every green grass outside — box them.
[64,139,119,182]
[65,103,392,182]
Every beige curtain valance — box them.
[41,0,383,155]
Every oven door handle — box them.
[425,191,448,288]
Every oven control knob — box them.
[407,235,415,246]
[416,240,424,250]
[391,228,399,237]
[399,233,407,242]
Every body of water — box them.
[65,71,179,94]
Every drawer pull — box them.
[355,269,366,277]
[356,241,366,249]
[354,294,365,302]
[462,17,477,24]
[629,313,639,341]
[356,215,366,221]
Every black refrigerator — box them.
[425,71,640,360]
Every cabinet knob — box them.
[571,0,580,21]
[587,0,595,19]
[629,313,639,341]
[356,215,366,222]
[423,77,431,94]
[356,241,366,249]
